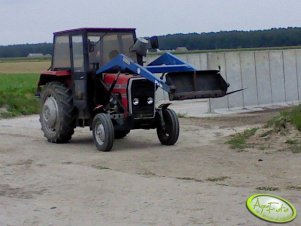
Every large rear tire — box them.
[40,82,75,143]
[92,113,114,151]
[157,108,180,145]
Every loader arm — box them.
[96,53,190,93]
[96,53,230,100]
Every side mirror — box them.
[150,36,159,49]
[131,37,148,56]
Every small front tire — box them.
[157,108,180,145]
[92,113,114,152]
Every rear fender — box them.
[36,70,71,96]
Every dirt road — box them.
[0,111,300,226]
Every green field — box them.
[0,73,39,118]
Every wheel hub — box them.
[42,96,58,129]
[95,122,105,145]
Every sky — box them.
[0,0,300,45]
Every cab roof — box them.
[54,28,136,36]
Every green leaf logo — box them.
[246,194,297,223]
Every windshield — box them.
[88,32,136,70]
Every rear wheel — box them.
[40,82,75,143]
[92,113,114,151]
[157,108,180,145]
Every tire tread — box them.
[92,113,114,151]
[157,108,180,145]
[40,82,75,143]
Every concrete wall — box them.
[148,49,301,112]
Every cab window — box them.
[71,35,84,72]
[52,35,71,70]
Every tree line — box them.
[0,27,301,58]
[157,27,301,50]
[0,43,52,58]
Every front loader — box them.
[37,28,230,151]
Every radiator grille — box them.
[128,78,155,119]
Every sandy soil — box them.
[0,111,300,226]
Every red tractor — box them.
[37,28,229,151]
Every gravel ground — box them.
[0,111,300,226]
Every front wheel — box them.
[92,113,114,152]
[157,108,180,145]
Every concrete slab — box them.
[175,53,188,62]
[207,52,229,110]
[186,53,201,70]
[269,51,286,103]
[283,50,299,102]
[254,51,272,105]
[240,51,258,106]
[225,52,244,108]
[199,53,208,70]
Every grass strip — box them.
[226,128,258,149]
[0,73,39,118]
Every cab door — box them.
[71,35,89,118]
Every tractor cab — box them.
[51,28,138,71]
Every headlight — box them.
[133,98,139,106]
[147,97,154,105]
